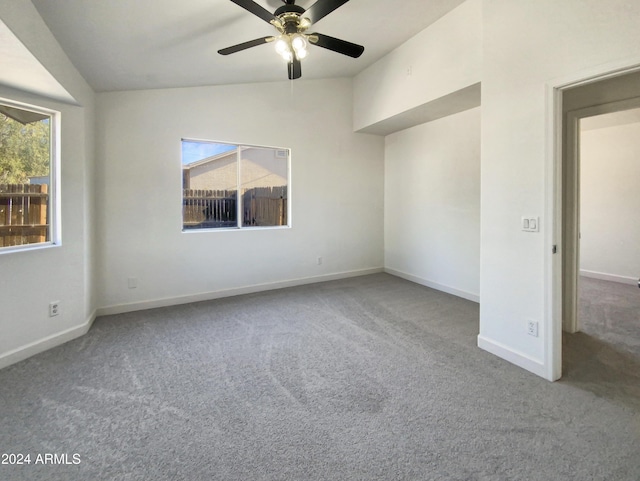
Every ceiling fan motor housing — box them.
[274,3,307,35]
[274,4,305,16]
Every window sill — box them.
[182,225,291,234]
[0,241,60,255]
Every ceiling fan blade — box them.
[229,0,279,25]
[308,33,364,58]
[218,37,274,55]
[288,58,302,80]
[304,0,351,24]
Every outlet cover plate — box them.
[49,301,60,317]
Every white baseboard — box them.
[0,310,98,371]
[579,269,637,286]
[384,268,480,303]
[97,267,385,317]
[1,269,384,370]
[477,335,547,379]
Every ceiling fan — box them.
[218,0,365,80]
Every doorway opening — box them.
[551,67,640,387]
[577,107,640,342]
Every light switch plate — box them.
[522,217,539,232]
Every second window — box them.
[182,140,290,230]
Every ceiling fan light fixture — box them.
[274,36,293,61]
[220,0,365,79]
[275,34,308,61]
[291,34,306,50]
[291,34,308,59]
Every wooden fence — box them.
[0,184,49,247]
[183,186,287,229]
[183,189,237,228]
[243,186,287,227]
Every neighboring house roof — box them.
[183,148,237,170]
[184,147,287,191]
[183,147,288,189]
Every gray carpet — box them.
[578,276,640,357]
[1,273,639,481]
[562,276,640,413]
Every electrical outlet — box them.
[317,257,323,266]
[128,277,138,289]
[527,320,539,337]
[49,301,60,317]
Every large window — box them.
[182,139,290,230]
[0,100,59,251]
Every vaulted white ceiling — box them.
[30,0,465,92]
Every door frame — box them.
[545,58,640,381]
[564,98,640,334]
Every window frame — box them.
[181,138,291,232]
[0,98,61,254]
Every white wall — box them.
[580,111,640,283]
[479,0,640,378]
[353,0,481,134]
[0,1,96,368]
[95,79,384,313]
[385,107,480,301]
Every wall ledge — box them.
[356,83,481,136]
